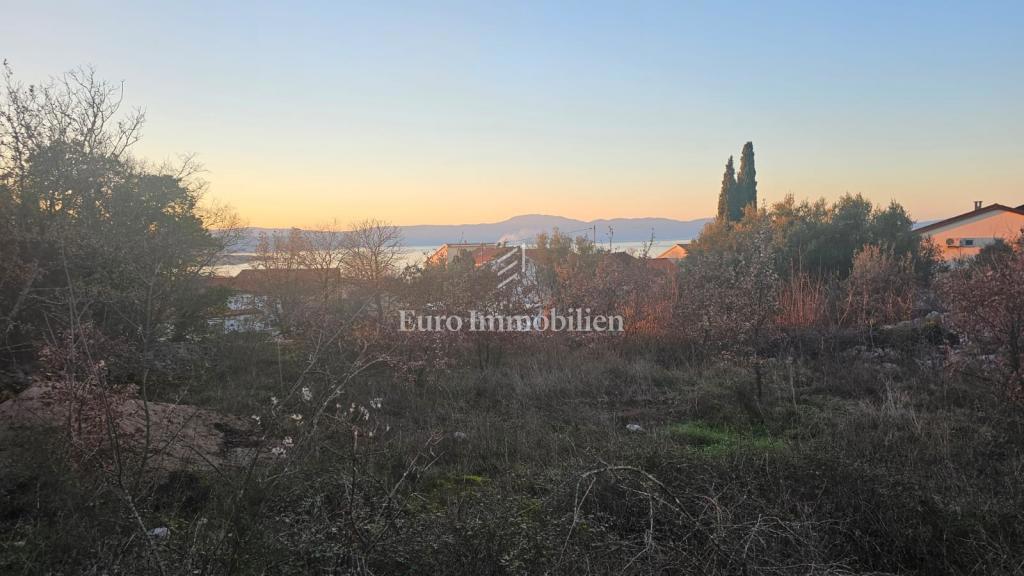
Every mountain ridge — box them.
[225,214,713,252]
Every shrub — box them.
[938,235,1024,397]
[777,268,829,329]
[839,244,916,329]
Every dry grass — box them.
[2,331,1023,575]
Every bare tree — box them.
[299,224,346,299]
[249,225,347,333]
[340,219,404,326]
[1,62,144,186]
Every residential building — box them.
[203,268,345,333]
[915,202,1024,260]
[426,243,498,266]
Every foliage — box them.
[716,155,737,221]
[698,192,934,291]
[0,65,233,354]
[716,142,758,223]
[839,244,917,329]
[680,213,779,396]
[938,234,1024,397]
[530,227,600,302]
[734,141,757,215]
[769,194,931,279]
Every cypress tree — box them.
[717,155,737,221]
[735,141,757,217]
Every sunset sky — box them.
[3,1,1022,227]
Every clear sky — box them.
[3,1,1022,227]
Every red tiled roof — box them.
[426,246,448,265]
[472,245,509,266]
[427,243,499,266]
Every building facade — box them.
[916,203,1024,260]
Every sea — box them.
[211,239,689,277]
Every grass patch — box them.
[420,472,492,500]
[666,421,787,456]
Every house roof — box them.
[601,251,636,264]
[427,242,498,265]
[425,245,450,265]
[472,245,510,266]
[915,204,1024,234]
[655,243,690,259]
[227,268,343,293]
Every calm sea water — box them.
[211,240,689,277]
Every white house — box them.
[915,202,1024,260]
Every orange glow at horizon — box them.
[6,2,1021,231]
[202,156,1022,229]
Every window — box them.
[963,239,974,246]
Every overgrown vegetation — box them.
[2,66,1023,575]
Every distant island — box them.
[225,214,713,252]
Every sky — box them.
[2,1,1022,227]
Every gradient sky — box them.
[3,1,1022,227]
